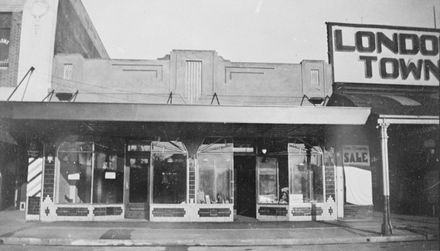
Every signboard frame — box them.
[327,22,440,86]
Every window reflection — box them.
[257,157,279,204]
[288,144,324,203]
[56,141,125,205]
[152,142,187,204]
[93,152,124,204]
[198,152,233,204]
[57,142,92,204]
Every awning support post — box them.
[378,118,392,235]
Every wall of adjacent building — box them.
[54,0,108,59]
[0,12,23,99]
[3,0,107,102]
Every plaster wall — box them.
[52,50,333,105]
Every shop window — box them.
[288,144,324,203]
[56,141,124,205]
[197,141,233,204]
[257,157,279,204]
[93,151,124,204]
[152,141,187,204]
[56,142,93,204]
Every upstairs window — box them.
[0,13,11,69]
[63,64,73,80]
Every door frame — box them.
[123,141,151,219]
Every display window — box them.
[92,149,124,204]
[197,141,233,204]
[256,155,289,204]
[288,144,324,203]
[55,141,124,205]
[257,157,278,203]
[56,142,93,204]
[151,141,187,204]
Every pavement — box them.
[0,210,437,247]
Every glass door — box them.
[125,141,150,219]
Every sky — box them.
[82,0,440,63]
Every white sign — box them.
[104,171,116,180]
[328,23,440,86]
[67,173,80,180]
[343,145,370,166]
[290,194,304,203]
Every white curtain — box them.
[344,166,373,205]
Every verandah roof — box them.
[0,101,370,125]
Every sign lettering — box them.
[328,23,440,86]
[342,145,370,166]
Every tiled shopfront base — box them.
[150,204,233,222]
[289,201,337,221]
[40,196,125,221]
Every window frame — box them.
[150,141,188,204]
[256,156,280,204]
[55,141,125,205]
[196,142,234,204]
[55,141,94,205]
[288,144,326,203]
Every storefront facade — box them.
[1,103,369,222]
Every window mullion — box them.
[90,143,95,205]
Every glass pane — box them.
[57,143,92,204]
[152,150,187,204]
[127,142,151,152]
[198,153,232,204]
[257,157,278,204]
[198,141,234,154]
[128,156,149,203]
[58,141,92,152]
[0,28,11,67]
[93,152,124,204]
[288,144,324,203]
[152,141,186,152]
[311,152,324,202]
[289,154,309,202]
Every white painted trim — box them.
[378,115,439,125]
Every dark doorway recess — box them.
[234,156,256,218]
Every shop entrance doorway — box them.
[125,142,150,219]
[234,156,256,218]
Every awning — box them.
[329,93,439,125]
[0,101,370,125]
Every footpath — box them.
[0,210,437,247]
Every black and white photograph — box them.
[0,0,439,250]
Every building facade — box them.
[0,0,437,226]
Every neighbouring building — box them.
[326,23,439,224]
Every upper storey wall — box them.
[53,50,333,106]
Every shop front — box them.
[0,101,370,222]
[326,22,440,234]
